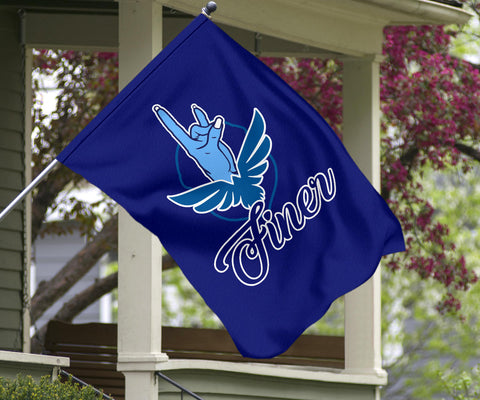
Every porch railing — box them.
[44,320,345,400]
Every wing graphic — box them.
[233,108,271,208]
[168,180,236,214]
[168,108,271,213]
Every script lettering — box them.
[214,168,337,286]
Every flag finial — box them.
[202,1,217,18]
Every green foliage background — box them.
[381,164,480,399]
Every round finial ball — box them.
[205,1,217,14]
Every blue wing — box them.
[233,108,272,208]
[168,180,237,214]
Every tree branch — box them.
[455,141,480,163]
[382,142,480,200]
[381,145,419,200]
[55,272,118,323]
[31,167,80,243]
[31,272,118,354]
[31,213,118,324]
[35,251,176,327]
[162,253,176,270]
[31,251,177,353]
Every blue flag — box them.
[57,14,404,358]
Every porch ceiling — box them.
[162,0,472,55]
[0,0,472,56]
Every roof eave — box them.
[358,0,473,25]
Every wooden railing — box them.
[45,322,121,399]
[44,320,344,400]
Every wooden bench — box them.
[44,320,344,400]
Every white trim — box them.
[359,0,472,24]
[117,352,169,371]
[159,359,387,386]
[0,350,69,368]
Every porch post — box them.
[116,1,167,399]
[342,56,386,389]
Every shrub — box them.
[0,374,103,400]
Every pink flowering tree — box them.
[263,22,480,314]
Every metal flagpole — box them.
[0,2,218,225]
[0,158,60,223]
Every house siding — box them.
[0,9,26,351]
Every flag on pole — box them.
[57,14,404,358]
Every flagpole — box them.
[0,158,60,223]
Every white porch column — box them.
[117,1,167,400]
[342,56,386,386]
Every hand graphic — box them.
[153,104,237,182]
